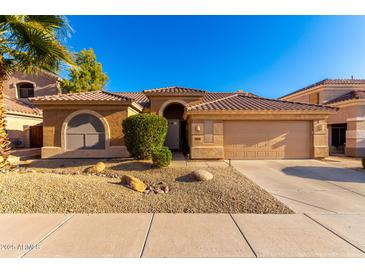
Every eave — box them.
[183,109,337,120]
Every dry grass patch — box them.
[0,159,293,214]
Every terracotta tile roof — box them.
[114,91,256,109]
[4,97,42,116]
[30,91,131,103]
[28,87,333,113]
[143,86,207,95]
[280,78,365,99]
[187,94,335,112]
[325,90,365,105]
[201,92,235,102]
[202,91,257,102]
[112,92,150,108]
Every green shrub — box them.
[362,157,365,169]
[152,146,172,167]
[122,114,168,159]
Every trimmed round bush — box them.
[122,114,168,159]
[362,157,365,169]
[152,146,172,167]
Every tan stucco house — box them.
[280,79,365,157]
[31,86,336,160]
[3,71,60,150]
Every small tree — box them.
[122,114,168,159]
[62,48,108,93]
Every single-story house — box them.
[279,79,365,157]
[30,86,336,160]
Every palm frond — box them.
[0,15,75,74]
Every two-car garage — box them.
[223,120,312,159]
[186,93,334,160]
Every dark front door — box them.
[166,119,180,150]
[30,126,43,148]
[331,123,347,154]
[163,103,186,151]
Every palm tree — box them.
[0,15,74,168]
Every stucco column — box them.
[313,119,329,158]
[345,118,365,157]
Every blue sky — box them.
[65,16,365,98]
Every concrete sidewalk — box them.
[0,213,364,258]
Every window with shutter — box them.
[204,120,214,143]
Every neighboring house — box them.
[280,79,365,157]
[3,71,60,149]
[31,86,335,160]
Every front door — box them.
[331,123,347,154]
[166,119,180,150]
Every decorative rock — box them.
[144,188,155,195]
[154,188,164,194]
[94,162,106,173]
[191,169,214,181]
[155,182,170,193]
[161,185,170,193]
[121,175,147,193]
[84,162,106,174]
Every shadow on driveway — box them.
[282,166,365,183]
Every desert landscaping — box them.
[0,158,293,214]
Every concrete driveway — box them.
[231,159,365,214]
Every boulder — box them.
[93,162,106,173]
[191,169,213,181]
[121,175,147,192]
[84,162,106,174]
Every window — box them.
[18,83,35,98]
[66,113,105,150]
[204,120,214,143]
[309,92,319,104]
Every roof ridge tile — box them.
[280,78,365,99]
[143,86,207,94]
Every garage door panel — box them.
[224,121,311,159]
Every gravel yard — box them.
[0,159,293,214]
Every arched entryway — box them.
[162,103,188,152]
[66,113,106,150]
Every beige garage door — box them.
[224,121,312,159]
